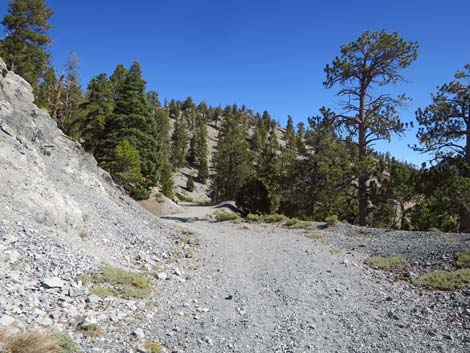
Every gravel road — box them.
[152,204,469,353]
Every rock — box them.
[0,315,15,327]
[132,328,145,339]
[156,272,168,280]
[41,277,65,289]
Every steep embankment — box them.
[0,58,181,350]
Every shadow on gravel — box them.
[160,216,202,223]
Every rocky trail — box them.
[151,204,470,353]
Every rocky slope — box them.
[0,57,181,351]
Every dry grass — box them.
[0,331,59,353]
[364,256,408,271]
[78,265,152,300]
[305,233,323,240]
[144,341,161,353]
[213,210,239,222]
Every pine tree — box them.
[171,113,189,169]
[211,111,254,201]
[35,65,57,111]
[186,175,195,192]
[99,61,162,197]
[78,73,114,153]
[112,139,145,199]
[59,52,83,136]
[324,30,418,226]
[0,0,53,90]
[413,65,470,232]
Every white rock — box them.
[0,315,15,327]
[42,277,65,289]
[132,328,145,339]
[156,272,167,280]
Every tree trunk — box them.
[52,74,65,123]
[358,92,367,226]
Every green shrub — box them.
[456,249,470,268]
[285,218,301,227]
[213,210,239,222]
[53,332,77,353]
[246,214,261,222]
[364,256,408,271]
[412,269,470,290]
[144,341,161,353]
[262,214,285,223]
[236,178,273,215]
[325,215,339,226]
[79,323,101,335]
[186,176,195,192]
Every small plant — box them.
[246,214,261,222]
[262,214,285,223]
[52,332,77,353]
[79,323,101,335]
[285,218,301,227]
[186,176,195,192]
[364,256,408,271]
[213,210,239,222]
[306,233,322,240]
[456,249,470,268]
[329,248,343,255]
[0,331,59,353]
[144,341,161,353]
[325,215,339,227]
[412,269,470,290]
[78,265,152,300]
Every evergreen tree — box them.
[186,175,195,192]
[112,139,145,199]
[212,111,254,201]
[324,30,418,226]
[0,0,53,90]
[99,61,161,198]
[59,52,83,136]
[413,65,470,232]
[171,113,189,168]
[78,73,114,153]
[35,65,56,111]
[159,163,174,198]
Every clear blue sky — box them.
[1,0,469,165]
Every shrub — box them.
[325,215,339,227]
[79,323,101,335]
[412,269,470,290]
[213,210,239,222]
[246,214,261,222]
[186,176,195,192]
[236,178,273,215]
[285,218,301,227]
[0,331,59,353]
[144,341,161,353]
[364,256,408,271]
[52,332,77,353]
[456,249,470,268]
[262,214,285,223]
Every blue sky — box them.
[1,0,470,165]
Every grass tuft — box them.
[213,210,239,222]
[306,233,322,240]
[144,341,161,353]
[412,269,470,290]
[78,265,152,300]
[79,323,101,335]
[456,249,470,268]
[52,332,77,353]
[364,256,408,271]
[0,331,59,353]
[262,214,285,223]
[246,213,261,222]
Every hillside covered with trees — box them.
[2,0,470,233]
